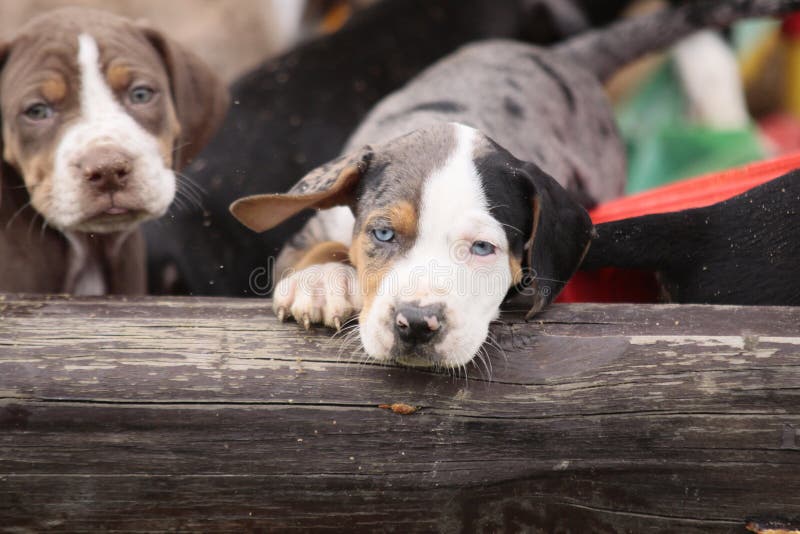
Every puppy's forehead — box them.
[355,124,528,240]
[355,123,460,217]
[2,9,164,89]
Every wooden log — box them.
[0,295,799,532]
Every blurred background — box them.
[3,0,797,189]
[0,0,376,82]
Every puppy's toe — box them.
[272,276,297,320]
[321,292,356,330]
[288,286,324,326]
[275,262,361,330]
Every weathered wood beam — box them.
[1,295,799,532]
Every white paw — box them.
[272,262,362,330]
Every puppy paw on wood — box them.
[273,261,362,331]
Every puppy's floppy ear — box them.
[230,147,374,233]
[140,26,229,169]
[520,162,594,319]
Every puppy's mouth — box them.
[76,203,149,232]
[104,206,131,216]
[393,354,445,369]
[390,345,460,369]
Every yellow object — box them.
[785,34,800,117]
[321,1,352,34]
[740,27,780,87]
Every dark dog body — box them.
[146,0,635,296]
[582,172,800,305]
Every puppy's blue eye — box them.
[23,103,54,121]
[129,86,155,105]
[372,228,395,243]
[470,240,496,256]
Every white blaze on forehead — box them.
[416,124,488,251]
[77,33,118,120]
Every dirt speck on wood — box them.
[378,403,418,415]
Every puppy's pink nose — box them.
[394,303,445,346]
[80,147,133,193]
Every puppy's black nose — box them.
[80,147,133,193]
[394,304,444,345]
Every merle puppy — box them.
[145,0,636,295]
[582,172,800,305]
[232,0,800,369]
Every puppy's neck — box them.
[63,230,145,296]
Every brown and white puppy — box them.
[0,7,228,294]
[231,0,800,369]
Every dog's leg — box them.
[272,241,361,331]
[273,206,355,279]
[272,207,360,330]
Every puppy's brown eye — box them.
[129,85,155,105]
[23,103,54,121]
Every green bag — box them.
[616,61,766,194]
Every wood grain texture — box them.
[1,295,799,532]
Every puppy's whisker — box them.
[497,220,525,236]
[168,195,189,214]
[5,201,32,231]
[176,177,205,205]
[39,218,50,242]
[334,332,361,362]
[175,172,208,195]
[26,210,42,243]
[332,326,364,367]
[171,141,193,160]
[476,346,493,382]
[528,275,571,285]
[174,187,200,210]
[485,332,508,363]
[174,186,204,211]
[331,320,359,341]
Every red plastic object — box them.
[760,113,800,153]
[557,152,800,303]
[782,12,800,37]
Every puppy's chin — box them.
[360,308,490,370]
[390,337,488,369]
[54,203,167,234]
[72,209,153,233]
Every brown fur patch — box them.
[349,201,419,318]
[157,115,179,168]
[41,77,67,103]
[509,255,523,286]
[349,232,389,318]
[524,195,542,270]
[107,64,132,91]
[387,200,417,238]
[294,241,351,271]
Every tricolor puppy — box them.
[232,0,800,368]
[0,7,228,294]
